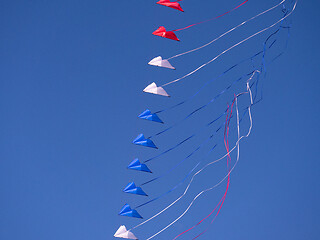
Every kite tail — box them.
[172,0,248,31]
[173,99,235,240]
[192,96,235,239]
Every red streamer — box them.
[173,0,249,32]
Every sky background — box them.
[0,0,319,240]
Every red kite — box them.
[152,26,180,41]
[157,0,184,12]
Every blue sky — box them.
[0,1,319,240]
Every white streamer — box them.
[161,0,297,87]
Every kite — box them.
[123,182,148,196]
[138,109,164,124]
[128,158,152,173]
[143,82,170,97]
[132,134,158,149]
[114,226,138,240]
[148,56,175,70]
[119,204,143,219]
[157,0,184,12]
[152,26,180,41]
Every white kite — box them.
[148,56,175,70]
[143,82,170,97]
[114,225,138,239]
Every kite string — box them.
[162,0,297,87]
[167,0,286,60]
[172,0,248,32]
[130,70,257,236]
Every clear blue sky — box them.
[0,1,319,240]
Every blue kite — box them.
[123,182,148,196]
[138,109,164,123]
[133,134,158,149]
[128,158,152,173]
[119,204,143,219]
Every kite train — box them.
[114,0,297,239]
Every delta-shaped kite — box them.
[157,0,184,12]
